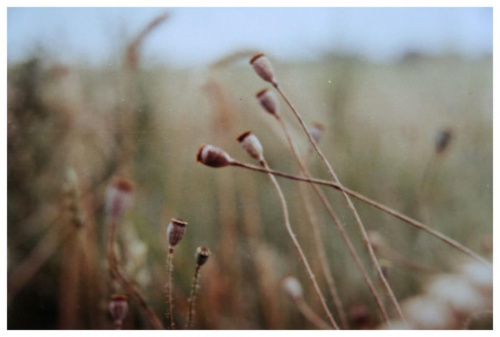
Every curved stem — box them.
[228,161,491,268]
[278,117,383,326]
[275,84,405,321]
[260,158,339,329]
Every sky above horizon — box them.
[7,7,493,67]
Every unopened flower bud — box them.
[197,144,233,168]
[109,294,128,327]
[250,53,277,86]
[309,122,325,145]
[237,131,264,161]
[166,218,187,248]
[195,246,211,267]
[282,276,303,299]
[256,88,280,118]
[105,178,134,221]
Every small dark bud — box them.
[195,246,211,267]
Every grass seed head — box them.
[250,53,277,85]
[195,246,211,267]
[197,144,233,168]
[256,88,280,118]
[237,131,264,161]
[166,218,188,248]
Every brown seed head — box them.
[105,178,134,221]
[109,294,129,326]
[196,144,233,168]
[195,246,211,267]
[256,88,280,118]
[237,131,264,161]
[282,276,303,300]
[250,53,277,85]
[166,218,187,248]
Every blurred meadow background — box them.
[7,7,493,330]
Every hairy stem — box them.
[165,249,175,329]
[187,265,201,329]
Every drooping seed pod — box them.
[282,276,303,300]
[195,246,211,267]
[196,144,233,168]
[237,131,264,161]
[166,218,187,248]
[309,122,325,145]
[105,178,134,221]
[108,294,129,327]
[250,53,277,85]
[256,88,280,118]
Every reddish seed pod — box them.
[109,294,129,326]
[237,131,264,161]
[105,178,134,221]
[250,53,277,85]
[256,88,280,118]
[166,218,187,248]
[196,144,233,168]
[195,246,211,267]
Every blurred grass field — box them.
[7,42,492,329]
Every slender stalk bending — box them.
[260,157,339,329]
[227,160,490,267]
[274,113,373,326]
[273,83,405,322]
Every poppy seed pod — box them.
[237,131,264,161]
[105,178,134,221]
[256,88,280,118]
[282,276,303,299]
[197,144,233,168]
[166,218,187,248]
[108,294,128,326]
[309,122,325,145]
[195,246,211,267]
[250,53,277,86]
